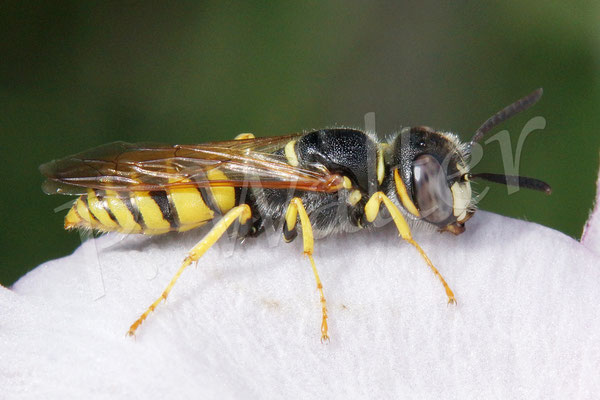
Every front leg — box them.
[364,192,457,305]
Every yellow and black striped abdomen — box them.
[64,170,237,235]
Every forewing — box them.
[40,136,343,195]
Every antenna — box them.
[469,88,543,148]
[466,89,550,195]
[468,172,551,195]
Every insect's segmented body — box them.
[41,89,550,341]
[60,128,473,239]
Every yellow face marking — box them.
[105,190,142,233]
[377,147,385,185]
[284,140,299,167]
[393,169,420,217]
[234,133,255,140]
[133,192,171,234]
[348,190,362,206]
[450,182,471,222]
[87,189,118,230]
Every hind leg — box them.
[127,204,252,336]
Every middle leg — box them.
[284,197,330,343]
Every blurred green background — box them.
[2,1,599,286]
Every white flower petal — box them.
[3,197,600,398]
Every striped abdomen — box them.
[64,171,236,235]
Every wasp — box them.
[40,89,551,342]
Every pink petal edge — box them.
[581,162,600,252]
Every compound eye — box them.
[412,154,453,224]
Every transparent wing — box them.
[40,135,344,195]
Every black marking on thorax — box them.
[295,129,379,194]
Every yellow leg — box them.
[127,204,252,336]
[285,197,330,343]
[234,133,255,140]
[364,192,456,305]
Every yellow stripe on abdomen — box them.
[104,190,142,233]
[205,169,236,214]
[167,186,214,232]
[132,191,172,234]
[75,197,95,225]
[63,169,238,235]
[87,190,119,230]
